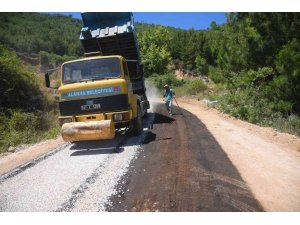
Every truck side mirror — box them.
[54,94,60,102]
[45,72,50,88]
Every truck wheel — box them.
[142,108,148,118]
[133,105,143,136]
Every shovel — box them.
[173,97,183,115]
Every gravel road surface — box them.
[0,111,155,212]
[0,99,299,211]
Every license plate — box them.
[81,103,101,111]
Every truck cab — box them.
[46,13,150,142]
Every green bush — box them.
[148,73,185,88]
[273,114,300,136]
[0,110,59,153]
[215,66,300,135]
[0,44,44,111]
[184,80,207,95]
[147,73,209,99]
[0,45,60,153]
[195,55,208,75]
[39,51,77,68]
[208,66,226,83]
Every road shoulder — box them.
[0,136,64,176]
[178,98,300,211]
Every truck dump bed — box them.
[80,12,146,94]
[80,12,140,62]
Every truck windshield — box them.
[62,58,121,83]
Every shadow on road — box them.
[107,102,264,212]
[69,141,125,156]
[153,113,175,124]
[142,131,156,144]
[69,112,156,156]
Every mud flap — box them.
[61,120,115,142]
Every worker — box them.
[163,84,175,115]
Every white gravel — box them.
[69,113,155,212]
[0,111,155,212]
[71,145,142,211]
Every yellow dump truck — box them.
[45,13,150,142]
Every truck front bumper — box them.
[61,120,115,142]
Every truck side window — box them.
[123,61,129,78]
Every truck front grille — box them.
[59,94,129,116]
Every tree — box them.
[139,44,171,76]
[138,26,172,75]
[195,55,208,75]
[275,39,300,112]
[205,17,260,73]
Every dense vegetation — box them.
[0,44,59,153]
[0,12,299,153]
[0,13,82,56]
[138,13,300,135]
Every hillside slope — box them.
[0,13,82,56]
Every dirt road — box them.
[0,99,299,211]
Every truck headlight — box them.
[113,112,130,122]
[113,114,123,121]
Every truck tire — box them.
[133,105,143,136]
[142,108,148,118]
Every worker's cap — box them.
[163,84,169,88]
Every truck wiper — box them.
[78,78,93,82]
[90,77,105,81]
[102,77,119,79]
[91,76,119,81]
[63,80,79,84]
[72,76,119,83]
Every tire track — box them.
[54,136,129,212]
[55,113,155,212]
[0,143,70,184]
